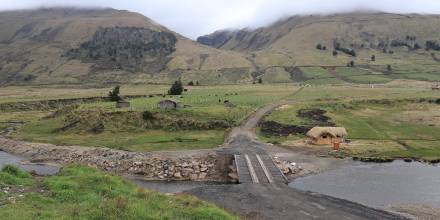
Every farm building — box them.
[306,127,347,145]
[115,100,130,108]
[158,99,180,109]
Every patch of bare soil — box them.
[297,108,336,126]
[260,121,309,136]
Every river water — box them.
[289,160,440,209]
[3,148,439,210]
[0,150,59,175]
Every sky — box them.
[2,0,440,39]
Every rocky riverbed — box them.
[0,137,224,181]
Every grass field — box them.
[1,82,439,159]
[0,165,237,220]
[2,84,298,152]
[261,85,440,161]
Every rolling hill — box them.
[1,9,440,85]
[0,8,252,85]
[198,12,440,83]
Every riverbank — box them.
[0,164,238,219]
[0,137,224,182]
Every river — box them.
[0,150,59,175]
[289,160,440,210]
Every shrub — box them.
[387,65,392,71]
[348,61,355,67]
[168,80,184,95]
[371,55,375,61]
[0,165,31,186]
[188,81,194,86]
[426,40,440,51]
[108,85,121,101]
[2,164,25,176]
[142,111,154,121]
[316,43,322,50]
[258,78,263,84]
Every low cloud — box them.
[2,0,440,39]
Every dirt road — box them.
[188,98,407,220]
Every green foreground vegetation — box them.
[0,165,237,220]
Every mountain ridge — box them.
[0,8,252,85]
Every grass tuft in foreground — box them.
[0,165,238,220]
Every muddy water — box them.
[0,150,59,175]
[290,160,440,209]
[132,179,224,194]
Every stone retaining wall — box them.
[0,138,226,181]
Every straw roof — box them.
[306,127,347,138]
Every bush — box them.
[316,43,322,50]
[348,61,355,67]
[258,78,263,84]
[188,81,194,86]
[142,111,154,121]
[371,55,375,61]
[426,40,440,51]
[168,80,184,95]
[0,165,31,186]
[108,85,121,101]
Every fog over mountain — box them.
[2,0,440,39]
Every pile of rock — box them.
[126,159,215,180]
[0,138,220,181]
[273,157,302,175]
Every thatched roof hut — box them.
[306,127,347,145]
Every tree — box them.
[349,61,355,67]
[322,46,327,50]
[168,80,184,95]
[108,85,121,101]
[316,43,322,50]
[413,43,421,50]
[196,81,200,86]
[187,81,194,86]
[258,78,263,84]
[332,50,338,56]
[142,111,154,121]
[371,55,376,62]
[387,64,392,71]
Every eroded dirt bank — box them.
[0,137,223,181]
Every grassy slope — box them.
[199,13,440,84]
[0,8,251,85]
[0,165,237,220]
[5,84,297,152]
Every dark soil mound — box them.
[297,108,335,126]
[260,121,310,137]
